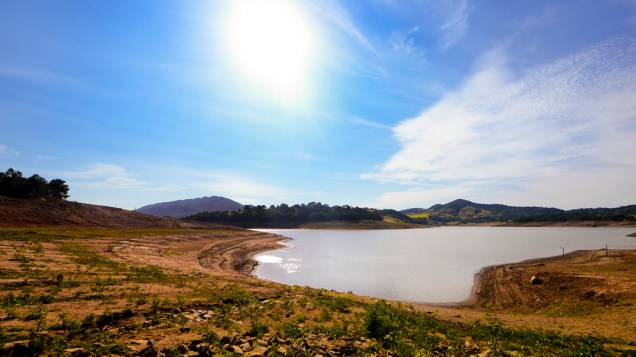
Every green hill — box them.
[402,199,636,225]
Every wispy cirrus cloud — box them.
[177,169,324,206]
[0,65,75,84]
[438,0,471,48]
[365,37,636,209]
[351,117,391,130]
[63,163,177,192]
[0,144,19,156]
[388,26,427,62]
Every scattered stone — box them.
[176,344,189,354]
[239,342,252,351]
[63,348,87,357]
[2,340,29,350]
[530,275,543,285]
[250,346,268,356]
[232,345,244,354]
[137,345,159,357]
[180,326,190,333]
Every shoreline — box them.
[99,228,636,340]
[2,226,635,349]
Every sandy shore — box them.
[106,230,289,278]
[1,226,635,356]
[221,232,636,340]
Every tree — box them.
[27,174,49,199]
[48,179,69,199]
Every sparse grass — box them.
[0,227,633,356]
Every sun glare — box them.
[225,0,315,103]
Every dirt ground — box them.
[1,226,635,356]
[419,249,636,340]
[71,231,636,341]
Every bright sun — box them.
[225,0,315,103]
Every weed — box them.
[128,265,166,283]
[223,288,255,306]
[247,320,270,338]
[11,253,32,263]
[279,321,304,339]
[201,327,220,344]
[25,303,48,322]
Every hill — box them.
[403,199,563,224]
[0,196,218,229]
[136,196,244,218]
[403,199,636,224]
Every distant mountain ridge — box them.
[402,199,636,224]
[136,196,243,218]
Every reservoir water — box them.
[254,227,636,303]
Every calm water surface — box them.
[254,227,636,303]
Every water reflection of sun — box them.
[224,0,317,104]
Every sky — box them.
[1,0,635,210]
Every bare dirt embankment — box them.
[0,196,222,229]
[429,249,636,340]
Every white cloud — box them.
[187,172,326,206]
[0,144,19,156]
[365,38,636,209]
[389,27,423,56]
[0,65,75,84]
[307,0,376,53]
[63,163,177,192]
[351,117,391,130]
[438,0,471,48]
[367,186,473,209]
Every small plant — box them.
[278,321,303,339]
[25,303,48,321]
[11,253,32,263]
[223,288,255,306]
[201,327,220,344]
[247,320,270,338]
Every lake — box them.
[254,227,636,303]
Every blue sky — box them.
[1,0,635,210]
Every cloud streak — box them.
[0,144,19,156]
[365,37,636,208]
[63,163,177,192]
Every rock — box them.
[63,348,87,357]
[232,345,244,354]
[137,345,159,357]
[2,340,29,350]
[257,339,268,346]
[250,346,268,356]
[188,340,203,351]
[239,342,252,351]
[177,344,189,353]
[530,275,543,285]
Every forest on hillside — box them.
[186,202,411,228]
[513,206,636,223]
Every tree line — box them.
[186,202,409,228]
[0,168,69,200]
[513,206,636,223]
